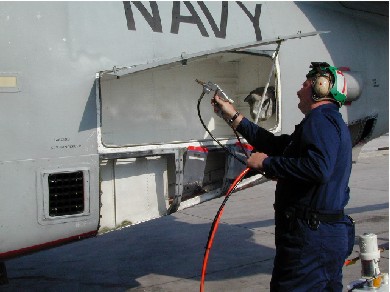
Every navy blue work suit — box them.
[236,103,353,291]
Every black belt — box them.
[294,207,344,222]
[277,206,344,230]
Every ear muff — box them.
[307,62,347,106]
[312,75,332,100]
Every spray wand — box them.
[195,79,248,165]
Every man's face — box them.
[297,79,314,115]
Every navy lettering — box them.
[123,1,262,41]
[123,1,162,33]
[236,1,262,41]
[198,1,228,39]
[171,2,208,37]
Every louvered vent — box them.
[48,171,84,216]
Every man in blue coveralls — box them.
[212,62,355,291]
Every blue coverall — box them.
[236,103,353,291]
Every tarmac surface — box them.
[1,134,388,292]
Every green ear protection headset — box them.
[306,62,348,106]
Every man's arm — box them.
[237,117,291,155]
[262,113,340,183]
[213,95,291,155]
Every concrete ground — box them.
[1,134,388,292]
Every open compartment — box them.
[99,51,279,147]
[97,43,284,224]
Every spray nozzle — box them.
[196,79,234,103]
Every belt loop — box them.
[307,211,320,230]
[283,207,296,232]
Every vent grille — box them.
[48,171,84,216]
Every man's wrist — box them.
[262,157,274,177]
[228,111,240,124]
[231,114,244,129]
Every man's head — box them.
[306,62,348,107]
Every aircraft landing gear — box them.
[0,262,8,285]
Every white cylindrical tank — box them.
[343,71,363,102]
[359,233,381,278]
[348,234,388,291]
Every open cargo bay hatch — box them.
[96,32,325,230]
[99,51,279,146]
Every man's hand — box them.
[247,152,268,171]
[211,94,237,119]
